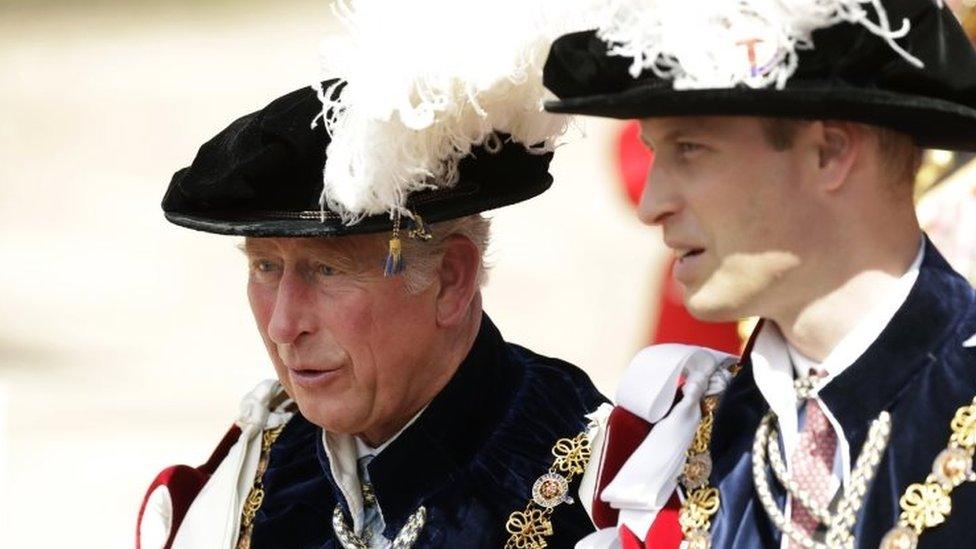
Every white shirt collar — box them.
[320,406,428,532]
[751,238,924,474]
[788,240,925,383]
[754,238,924,395]
[353,406,427,460]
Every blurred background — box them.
[1,1,974,548]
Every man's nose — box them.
[636,165,681,226]
[267,269,316,346]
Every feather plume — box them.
[314,0,592,223]
[595,0,946,91]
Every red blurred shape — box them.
[616,121,654,207]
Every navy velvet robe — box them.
[708,241,976,548]
[248,314,608,548]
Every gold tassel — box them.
[384,211,405,276]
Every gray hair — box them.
[401,214,491,294]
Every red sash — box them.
[135,425,242,549]
[591,407,683,549]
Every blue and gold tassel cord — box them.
[384,211,406,277]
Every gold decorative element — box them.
[932,447,973,488]
[531,473,571,509]
[879,525,919,549]
[683,529,712,549]
[678,395,722,548]
[237,425,285,549]
[504,427,592,549]
[680,453,713,490]
[882,396,976,544]
[407,214,433,241]
[552,432,591,475]
[384,210,405,277]
[950,401,976,449]
[679,487,720,532]
[687,409,715,455]
[505,509,554,549]
[899,482,952,531]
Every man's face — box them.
[638,116,819,321]
[243,236,440,438]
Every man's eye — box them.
[677,142,704,155]
[316,264,338,277]
[250,259,281,276]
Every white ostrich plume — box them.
[314,0,590,223]
[595,0,945,91]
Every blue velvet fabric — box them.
[708,240,976,548]
[248,313,608,548]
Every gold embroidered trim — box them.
[236,425,285,549]
[504,427,592,549]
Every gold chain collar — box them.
[678,395,722,549]
[879,396,976,549]
[237,425,286,549]
[504,425,594,549]
[237,424,595,549]
[677,379,976,549]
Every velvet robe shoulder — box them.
[706,240,976,548]
[248,313,609,548]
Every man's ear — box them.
[815,121,859,192]
[434,235,480,327]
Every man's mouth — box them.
[288,365,342,386]
[677,248,705,261]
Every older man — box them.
[544,1,976,548]
[136,3,608,547]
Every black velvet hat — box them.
[162,82,554,238]
[544,0,976,151]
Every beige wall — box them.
[0,2,666,546]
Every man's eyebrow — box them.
[238,240,273,256]
[639,128,692,149]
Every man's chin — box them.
[684,289,749,323]
[296,399,364,433]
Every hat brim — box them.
[164,171,553,238]
[546,83,976,151]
